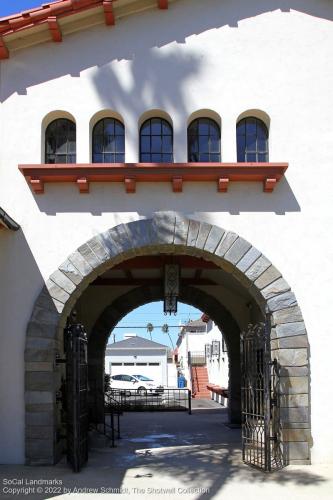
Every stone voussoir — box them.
[46,279,70,305]
[187,219,201,247]
[236,246,261,273]
[275,321,307,338]
[59,259,84,286]
[267,291,297,312]
[280,376,309,394]
[245,255,271,282]
[276,348,308,367]
[272,306,303,325]
[254,265,282,290]
[215,231,238,257]
[204,225,225,253]
[261,277,291,300]
[49,269,76,295]
[174,216,190,245]
[224,237,252,265]
[68,250,94,277]
[195,222,212,249]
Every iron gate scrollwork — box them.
[65,323,89,472]
[241,316,283,471]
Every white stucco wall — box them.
[0,0,333,463]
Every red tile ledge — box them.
[18,163,288,194]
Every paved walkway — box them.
[1,402,332,499]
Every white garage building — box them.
[105,334,173,386]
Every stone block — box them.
[282,428,311,442]
[25,362,54,372]
[27,321,58,339]
[78,242,101,270]
[34,287,58,311]
[174,216,189,245]
[267,291,297,312]
[278,336,309,348]
[111,223,135,253]
[46,280,70,305]
[280,394,309,407]
[285,442,309,460]
[281,407,309,423]
[126,219,152,249]
[215,232,238,257]
[26,411,54,426]
[254,265,282,290]
[152,212,176,246]
[87,235,111,263]
[25,391,54,405]
[276,348,308,366]
[272,306,303,325]
[187,219,201,247]
[275,321,306,338]
[245,255,271,281]
[30,306,59,327]
[26,403,54,413]
[204,226,225,253]
[59,259,83,285]
[261,277,291,300]
[68,250,93,277]
[26,372,55,391]
[25,439,54,459]
[49,269,76,294]
[236,247,261,273]
[224,238,252,265]
[26,426,54,440]
[25,348,54,363]
[26,337,57,351]
[280,376,308,394]
[280,366,309,377]
[195,222,212,249]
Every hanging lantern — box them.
[164,264,179,315]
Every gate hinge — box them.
[55,353,66,365]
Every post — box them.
[264,311,272,471]
[188,389,192,415]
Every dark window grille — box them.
[45,118,76,164]
[140,118,173,162]
[237,117,269,162]
[92,118,125,163]
[188,118,221,162]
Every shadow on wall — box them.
[0,229,45,464]
[1,0,333,102]
[32,177,300,215]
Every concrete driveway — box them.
[1,402,332,499]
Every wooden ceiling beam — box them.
[112,255,219,270]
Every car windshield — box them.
[133,375,153,381]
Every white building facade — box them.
[0,0,332,466]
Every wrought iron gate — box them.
[241,317,283,471]
[65,323,89,472]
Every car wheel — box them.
[137,386,147,395]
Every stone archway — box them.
[25,212,310,465]
[88,284,241,426]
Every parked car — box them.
[110,374,163,394]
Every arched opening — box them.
[25,214,310,467]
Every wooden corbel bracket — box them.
[125,177,136,193]
[103,0,115,25]
[29,178,44,194]
[218,177,229,192]
[158,0,168,9]
[172,177,183,192]
[77,177,89,193]
[264,178,277,192]
[47,16,62,42]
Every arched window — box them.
[45,118,76,164]
[92,118,125,163]
[188,118,221,162]
[140,118,173,162]
[237,117,268,162]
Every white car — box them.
[110,374,163,394]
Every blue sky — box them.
[109,301,202,349]
[0,1,48,17]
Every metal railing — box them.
[109,388,192,414]
[188,351,206,366]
